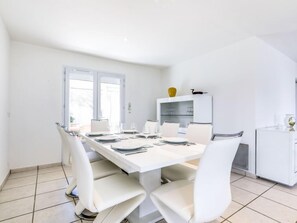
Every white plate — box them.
[86,131,110,136]
[122,129,138,134]
[95,135,120,141]
[162,137,188,144]
[112,142,145,151]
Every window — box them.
[63,67,125,131]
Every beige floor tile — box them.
[0,197,34,221]
[33,202,78,223]
[218,217,225,222]
[36,178,68,194]
[262,188,297,210]
[221,201,243,219]
[230,173,244,183]
[38,166,63,174]
[63,166,73,178]
[208,220,220,223]
[0,213,32,223]
[232,178,269,195]
[231,186,258,205]
[208,217,225,222]
[37,171,65,183]
[273,183,297,196]
[35,189,73,211]
[228,207,277,223]
[9,170,37,179]
[248,197,297,223]
[244,177,276,187]
[2,175,36,190]
[0,184,35,203]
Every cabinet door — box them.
[193,96,212,123]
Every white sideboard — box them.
[157,95,212,132]
[256,127,297,186]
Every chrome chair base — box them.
[75,209,97,221]
[65,187,78,198]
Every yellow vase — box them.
[168,87,177,97]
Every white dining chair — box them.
[56,123,102,164]
[151,132,243,223]
[160,122,180,137]
[91,119,110,132]
[56,123,71,166]
[143,120,158,134]
[185,123,213,144]
[161,123,213,181]
[56,124,122,198]
[66,133,146,222]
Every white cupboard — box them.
[256,127,297,186]
[157,95,212,132]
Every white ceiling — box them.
[1,0,297,67]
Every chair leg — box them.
[65,178,78,198]
[161,177,170,184]
[151,195,187,223]
[75,201,85,216]
[75,201,98,221]
[94,194,145,223]
[93,207,113,223]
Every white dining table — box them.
[81,133,206,223]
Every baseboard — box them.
[11,166,37,173]
[245,171,257,179]
[231,168,246,176]
[0,171,10,191]
[11,162,62,173]
[38,162,62,169]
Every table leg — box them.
[128,169,163,223]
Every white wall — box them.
[254,40,297,128]
[161,37,297,174]
[0,17,10,184]
[9,42,162,169]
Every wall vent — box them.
[232,143,249,171]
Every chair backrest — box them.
[160,122,180,137]
[55,123,71,166]
[185,123,213,144]
[65,133,96,211]
[91,119,110,132]
[193,132,242,222]
[211,131,244,140]
[143,120,158,134]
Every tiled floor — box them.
[1,165,297,223]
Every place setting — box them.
[94,134,121,143]
[85,131,112,137]
[159,137,196,146]
[111,141,153,155]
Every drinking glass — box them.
[120,123,125,133]
[130,122,137,132]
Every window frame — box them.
[63,66,125,128]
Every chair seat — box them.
[162,162,198,181]
[151,180,194,222]
[93,173,146,212]
[87,151,103,162]
[91,160,122,179]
